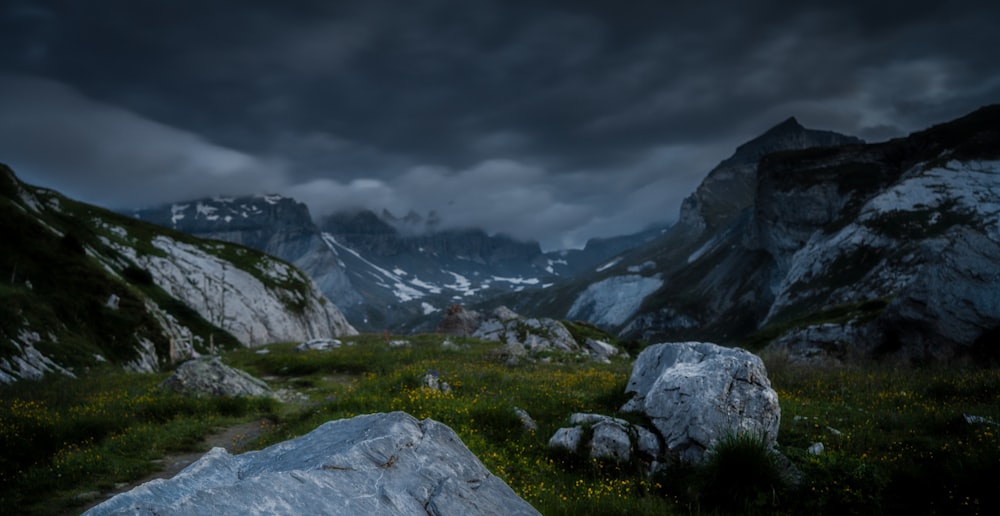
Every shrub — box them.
[695,432,786,514]
[122,264,154,285]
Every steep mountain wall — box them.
[617,105,1000,363]
[521,117,863,336]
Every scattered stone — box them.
[621,342,781,463]
[388,339,411,348]
[547,413,663,466]
[273,388,310,404]
[590,421,632,461]
[585,337,621,361]
[964,413,998,426]
[422,370,451,394]
[437,304,484,336]
[160,357,274,398]
[441,338,463,351]
[548,427,585,452]
[808,442,824,456]
[254,348,270,355]
[84,412,540,516]
[489,339,528,367]
[105,294,120,311]
[294,338,344,352]
[514,407,538,433]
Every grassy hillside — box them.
[1,163,337,380]
[0,164,237,375]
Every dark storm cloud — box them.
[1,0,999,249]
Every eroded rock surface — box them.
[159,357,273,398]
[85,412,539,516]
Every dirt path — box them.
[78,418,273,513]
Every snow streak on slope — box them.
[568,275,664,328]
[321,233,426,302]
[320,232,541,305]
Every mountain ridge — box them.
[1,165,356,383]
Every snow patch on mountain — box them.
[687,235,721,264]
[862,160,1000,235]
[568,275,664,328]
[196,202,219,220]
[171,204,188,225]
[491,276,540,285]
[596,257,622,272]
[322,233,426,302]
[545,258,568,274]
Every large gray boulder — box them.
[621,342,780,463]
[160,357,274,398]
[85,412,539,515]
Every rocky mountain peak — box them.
[132,194,314,235]
[676,117,863,235]
[725,116,863,167]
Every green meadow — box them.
[2,334,998,514]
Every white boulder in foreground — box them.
[622,342,780,463]
[85,412,539,515]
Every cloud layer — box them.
[1,0,999,249]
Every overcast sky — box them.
[1,1,998,250]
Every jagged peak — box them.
[768,116,803,133]
[725,117,861,167]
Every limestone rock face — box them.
[85,412,540,516]
[622,342,780,463]
[118,235,358,346]
[159,357,273,398]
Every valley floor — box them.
[2,335,998,514]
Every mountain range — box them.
[131,198,663,332]
[4,105,998,382]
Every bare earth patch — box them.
[78,418,273,513]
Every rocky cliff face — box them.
[0,165,355,383]
[749,107,1000,362]
[540,105,1000,363]
[512,117,862,334]
[674,117,864,237]
[620,105,1000,363]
